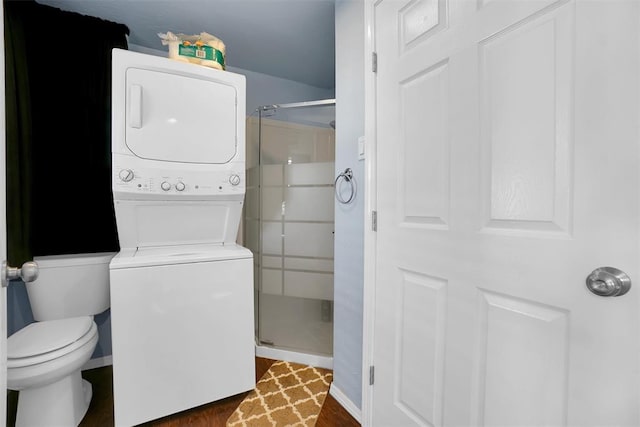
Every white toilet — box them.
[7,252,115,427]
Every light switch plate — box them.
[358,136,365,160]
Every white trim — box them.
[255,344,333,370]
[82,355,112,371]
[637,1,640,414]
[362,0,378,426]
[329,383,362,423]
[0,2,7,424]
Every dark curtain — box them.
[4,0,128,264]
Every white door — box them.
[0,1,7,424]
[372,0,639,425]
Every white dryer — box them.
[109,49,254,426]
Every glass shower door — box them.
[245,100,335,356]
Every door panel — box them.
[399,0,448,52]
[400,60,450,228]
[372,0,640,425]
[479,4,573,235]
[395,270,447,426]
[471,291,569,426]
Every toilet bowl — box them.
[8,316,99,427]
[7,252,114,427]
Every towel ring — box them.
[335,168,357,204]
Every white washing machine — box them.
[109,49,254,426]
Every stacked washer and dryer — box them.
[109,49,255,426]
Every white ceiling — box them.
[37,0,336,89]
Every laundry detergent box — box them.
[158,31,226,70]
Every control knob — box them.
[160,181,172,191]
[229,174,241,186]
[118,169,134,182]
[175,181,186,192]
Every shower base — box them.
[255,344,333,370]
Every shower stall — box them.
[244,99,335,367]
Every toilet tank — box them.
[26,252,116,321]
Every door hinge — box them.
[369,365,375,385]
[372,210,378,232]
[372,52,378,73]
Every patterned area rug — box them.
[226,361,333,427]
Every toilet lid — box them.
[8,316,94,359]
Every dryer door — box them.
[125,68,237,164]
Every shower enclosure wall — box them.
[244,100,335,362]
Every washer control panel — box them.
[113,165,244,196]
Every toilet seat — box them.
[8,317,97,369]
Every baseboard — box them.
[329,383,362,423]
[82,355,112,371]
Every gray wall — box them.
[232,65,334,114]
[333,0,365,409]
[7,45,334,361]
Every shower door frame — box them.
[259,98,336,112]
[253,98,336,362]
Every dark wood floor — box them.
[7,357,360,427]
